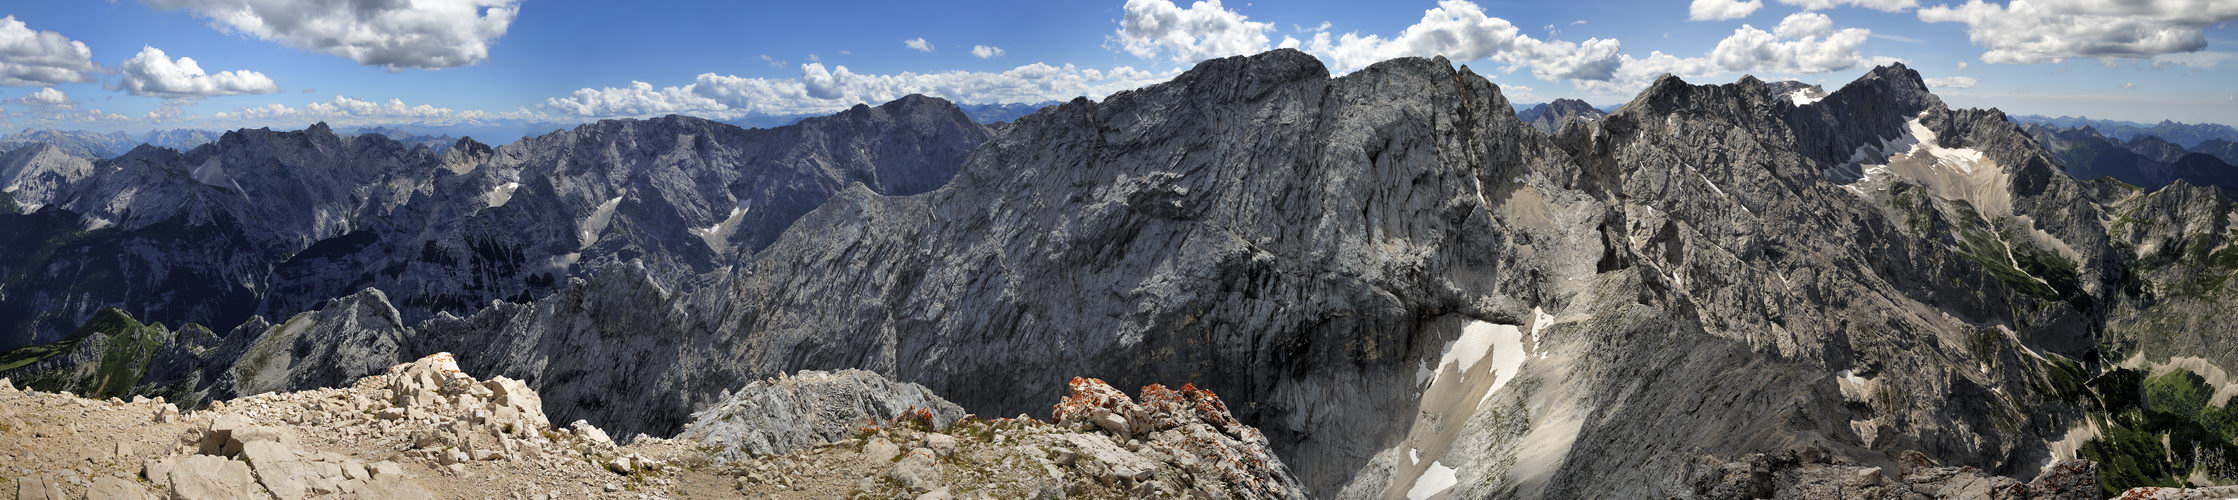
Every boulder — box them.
[88,474,151,500]
[864,437,902,462]
[921,433,959,457]
[14,474,64,500]
[166,455,265,499]
[570,420,614,448]
[888,448,944,493]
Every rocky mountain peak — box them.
[799,93,977,133]
[1827,62,1936,111]
[1153,48,1331,103]
[1519,98,1610,135]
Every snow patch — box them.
[579,196,623,249]
[1406,461,1458,500]
[1434,322,1497,383]
[1826,111,2010,217]
[688,205,751,255]
[1433,321,1526,394]
[1409,448,1420,465]
[1786,88,1826,106]
[1479,322,1527,404]
[485,181,521,208]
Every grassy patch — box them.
[2072,367,2238,495]
[0,309,168,398]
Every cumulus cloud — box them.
[6,87,70,106]
[141,0,521,70]
[1576,50,1723,95]
[1112,0,1273,62]
[1955,61,1968,71]
[0,16,100,86]
[972,45,1005,59]
[0,87,133,128]
[117,46,280,98]
[545,62,1174,119]
[1924,76,1977,88]
[212,95,539,127]
[541,81,730,118]
[1689,0,1763,21]
[1918,0,2238,64]
[904,37,934,52]
[800,63,848,99]
[1709,13,1875,73]
[1775,0,1918,12]
[1302,0,1623,80]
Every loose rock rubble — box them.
[718,376,1305,499]
[5,357,1310,499]
[0,354,695,499]
[1681,448,2102,499]
[679,369,966,461]
[2115,486,2238,499]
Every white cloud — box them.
[0,87,134,128]
[141,0,521,70]
[1112,0,1273,62]
[211,95,539,127]
[1709,13,1875,73]
[800,63,848,99]
[1301,0,1623,80]
[1571,19,1588,25]
[1924,76,1977,88]
[6,87,70,106]
[2122,81,2135,89]
[542,81,731,118]
[544,62,1174,119]
[0,16,100,86]
[972,45,1005,59]
[116,46,280,98]
[904,37,934,52]
[2152,50,2238,69]
[1689,0,1763,21]
[1955,61,1968,71]
[1775,0,1918,12]
[1577,50,1722,96]
[1774,12,1836,38]
[1918,0,2238,64]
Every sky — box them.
[1,0,2233,135]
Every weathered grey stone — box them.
[887,448,943,493]
[87,474,150,500]
[14,473,64,500]
[166,455,264,499]
[679,369,965,461]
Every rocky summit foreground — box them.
[0,353,1301,499]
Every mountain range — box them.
[7,49,2238,497]
[2011,115,2238,150]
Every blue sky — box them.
[1,0,2233,133]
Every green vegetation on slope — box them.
[2074,367,2238,495]
[0,308,171,399]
